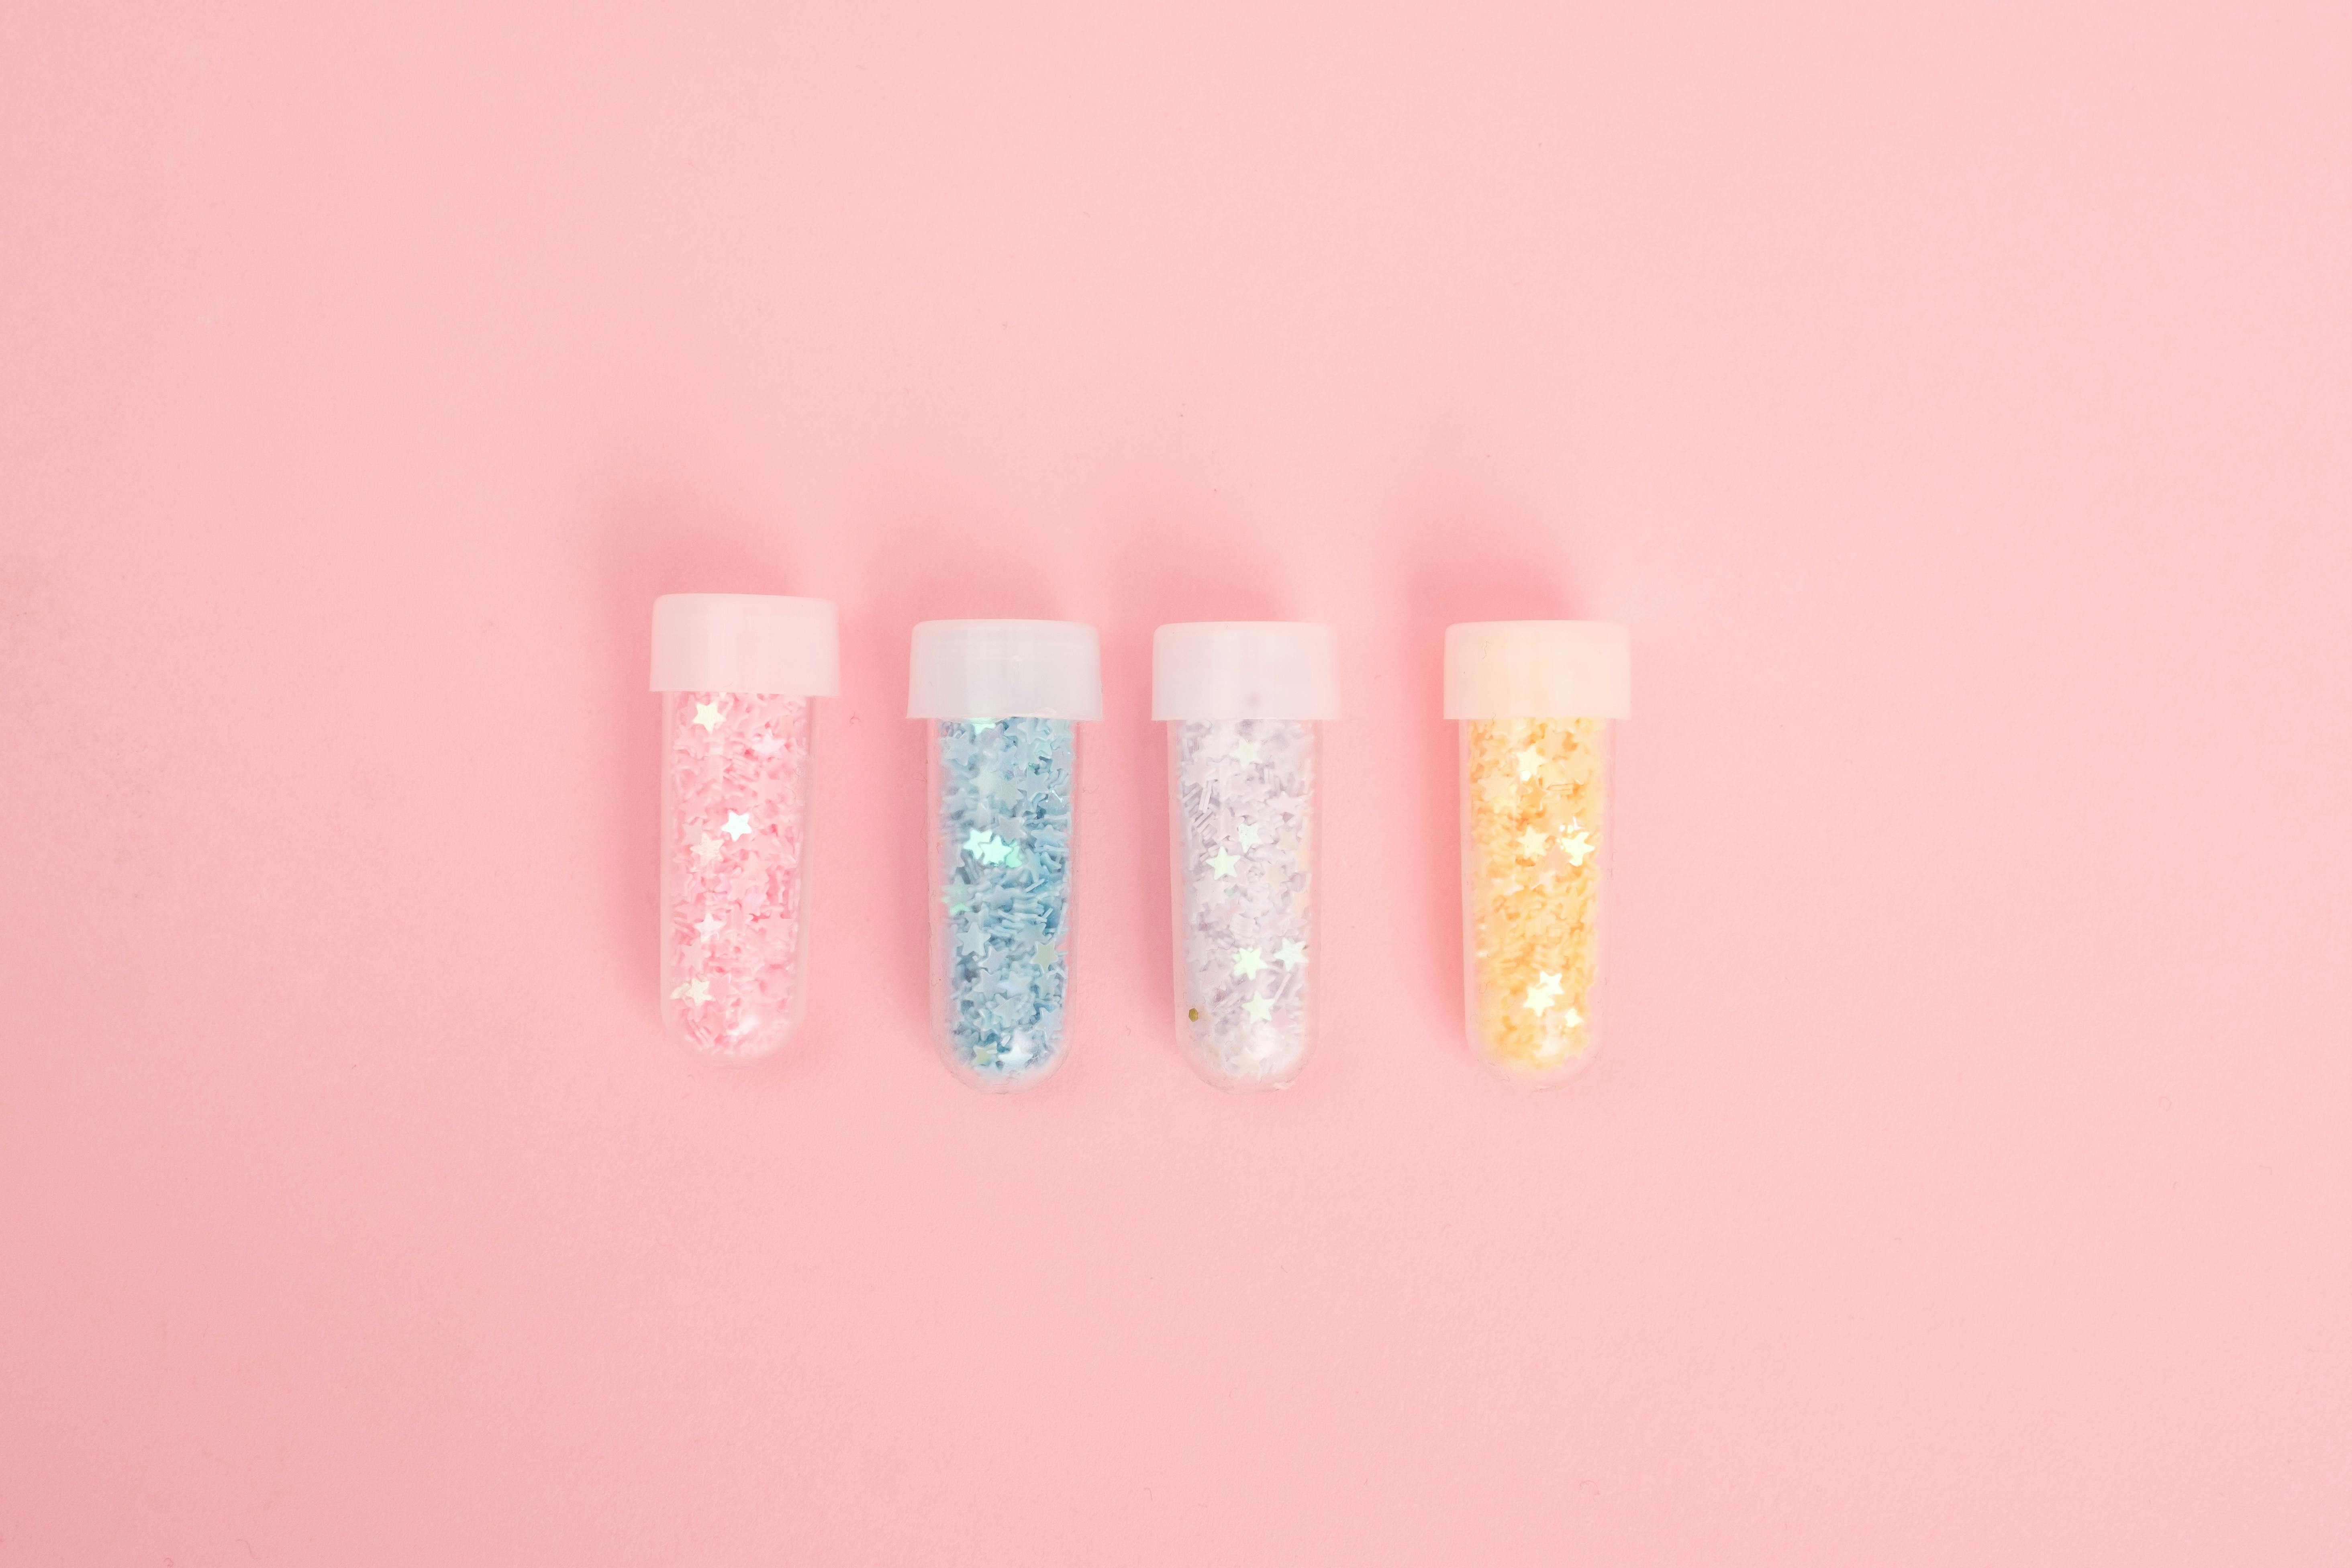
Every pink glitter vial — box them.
[650,594,840,1060]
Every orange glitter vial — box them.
[1445,621,1631,1085]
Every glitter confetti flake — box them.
[1463,717,1609,1077]
[659,691,814,1058]
[1171,718,1317,1089]
[931,717,1077,1088]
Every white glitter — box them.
[1170,717,1318,1089]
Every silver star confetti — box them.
[1171,717,1319,1088]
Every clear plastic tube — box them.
[1153,622,1338,1092]
[927,717,1079,1089]
[910,619,1099,1092]
[1459,715,1611,1082]
[1446,620,1627,1086]
[650,592,837,1061]
[659,690,816,1058]
[1168,717,1319,1090]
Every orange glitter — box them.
[1462,716,1609,1077]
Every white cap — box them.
[1152,622,1340,721]
[1444,621,1630,719]
[907,620,1102,719]
[650,594,839,694]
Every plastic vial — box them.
[1446,621,1630,1085]
[1153,622,1340,1091]
[650,593,839,1060]
[909,620,1101,1091]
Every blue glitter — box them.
[933,717,1076,1084]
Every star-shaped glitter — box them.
[1233,947,1266,979]
[722,811,754,841]
[1276,938,1307,970]
[1558,820,1595,866]
[1237,822,1262,848]
[972,719,998,733]
[1034,940,1061,967]
[749,730,785,757]
[964,827,992,858]
[1515,743,1546,780]
[1232,737,1259,764]
[692,835,723,863]
[1209,849,1239,878]
[1481,773,1521,808]
[1494,874,1522,896]
[1558,1005,1584,1029]
[692,701,724,731]
[1518,827,1548,858]
[957,923,990,958]
[695,913,726,939]
[1244,995,1274,1023]
[1522,970,1567,1015]
[671,977,711,1005]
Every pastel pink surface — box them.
[2,2,2347,1562]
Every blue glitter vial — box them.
[909,621,1102,1091]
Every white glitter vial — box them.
[909,620,1102,1093]
[649,594,839,1062]
[1153,622,1341,1091]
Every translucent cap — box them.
[650,594,839,695]
[1152,622,1340,721]
[907,620,1102,719]
[1444,620,1631,719]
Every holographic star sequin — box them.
[1172,717,1317,1089]
[660,691,813,1058]
[932,717,1076,1088]
[1464,717,1608,1077]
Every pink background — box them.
[3,2,2348,1562]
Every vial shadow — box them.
[1102,498,1294,1081]
[1396,506,1593,1043]
[595,483,814,1050]
[850,505,1094,1073]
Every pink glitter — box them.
[659,690,813,1058]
